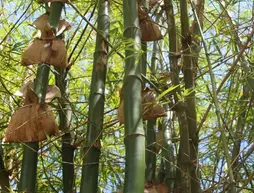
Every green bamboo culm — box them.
[55,68,74,193]
[19,64,50,193]
[53,2,74,191]
[145,37,158,183]
[145,119,156,182]
[0,144,10,192]
[141,42,147,80]
[123,0,145,193]
[164,0,191,192]
[160,106,175,189]
[48,2,63,33]
[80,0,110,193]
[19,2,64,193]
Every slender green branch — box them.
[191,3,236,193]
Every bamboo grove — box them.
[0,0,253,193]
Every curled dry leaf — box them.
[142,87,166,120]
[33,14,54,39]
[45,85,61,102]
[57,19,72,36]
[14,81,34,97]
[139,15,163,42]
[49,39,67,68]
[137,0,163,41]
[14,80,61,103]
[117,87,166,124]
[21,38,67,68]
[5,89,59,142]
[138,6,148,20]
[22,39,43,65]
[33,14,71,39]
[5,104,59,142]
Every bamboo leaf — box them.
[157,85,179,100]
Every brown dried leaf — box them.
[5,103,59,142]
[24,87,39,105]
[138,6,148,20]
[14,80,61,103]
[21,39,44,65]
[45,85,61,102]
[14,80,34,97]
[117,87,166,124]
[142,87,156,103]
[21,39,67,68]
[33,14,54,39]
[139,15,163,42]
[33,14,71,39]
[49,39,67,68]
[56,19,72,36]
[117,101,124,124]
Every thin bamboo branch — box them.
[197,28,254,131]
[191,4,236,193]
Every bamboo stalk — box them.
[122,0,145,192]
[80,0,110,192]
[19,2,64,192]
[56,68,74,193]
[164,0,191,192]
[0,144,10,193]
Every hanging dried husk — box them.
[139,15,163,42]
[117,87,166,124]
[137,1,163,42]
[21,38,67,68]
[33,14,54,39]
[33,14,71,39]
[5,88,59,142]
[14,80,61,103]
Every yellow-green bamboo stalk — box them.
[122,0,145,192]
[80,0,110,192]
[19,2,64,192]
